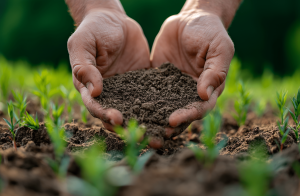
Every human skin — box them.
[66,0,241,149]
[151,0,242,144]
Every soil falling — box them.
[95,63,202,139]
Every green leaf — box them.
[289,109,297,124]
[281,129,290,144]
[234,100,240,113]
[133,151,154,173]
[3,118,12,130]
[297,88,300,104]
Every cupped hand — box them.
[68,9,150,131]
[151,10,235,141]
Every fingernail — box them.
[206,86,214,99]
[86,82,94,95]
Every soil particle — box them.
[65,123,124,152]
[96,63,201,140]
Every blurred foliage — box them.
[0,0,300,75]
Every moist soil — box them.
[0,109,300,196]
[95,63,201,141]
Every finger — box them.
[78,83,123,125]
[102,121,116,132]
[148,136,164,149]
[68,29,102,97]
[197,36,234,101]
[169,83,225,128]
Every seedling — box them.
[275,91,290,151]
[12,90,28,126]
[22,112,40,130]
[3,101,20,150]
[60,85,78,122]
[115,119,149,173]
[67,143,117,196]
[239,144,271,196]
[288,88,300,142]
[189,109,226,166]
[254,100,267,117]
[45,117,68,177]
[51,102,65,126]
[32,70,59,112]
[233,81,250,126]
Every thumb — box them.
[68,31,102,97]
[197,37,234,101]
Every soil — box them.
[0,109,299,196]
[95,63,201,140]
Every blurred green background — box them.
[0,0,299,76]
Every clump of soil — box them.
[96,63,201,139]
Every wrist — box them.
[66,0,125,25]
[181,0,242,29]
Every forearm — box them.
[65,0,125,25]
[181,0,242,29]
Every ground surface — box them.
[0,108,300,196]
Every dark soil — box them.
[95,63,201,140]
[0,111,300,195]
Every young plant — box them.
[239,145,271,196]
[22,112,40,130]
[12,90,27,126]
[288,88,300,142]
[115,119,149,173]
[32,70,59,112]
[45,117,69,178]
[3,101,20,150]
[51,102,65,126]
[233,81,250,126]
[189,109,226,166]
[67,143,117,196]
[254,100,267,117]
[276,91,290,151]
[60,85,78,122]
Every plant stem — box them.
[13,140,17,151]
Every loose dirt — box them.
[95,63,201,140]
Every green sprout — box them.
[189,109,226,166]
[22,112,40,130]
[233,81,250,126]
[276,91,290,151]
[239,144,271,196]
[51,102,65,126]
[115,119,149,173]
[60,85,78,122]
[67,143,117,196]
[45,117,68,178]
[288,88,300,142]
[32,70,58,112]
[254,100,267,117]
[3,101,20,150]
[12,90,27,126]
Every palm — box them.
[151,12,234,131]
[68,11,150,130]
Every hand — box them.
[151,10,235,141]
[68,9,150,131]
